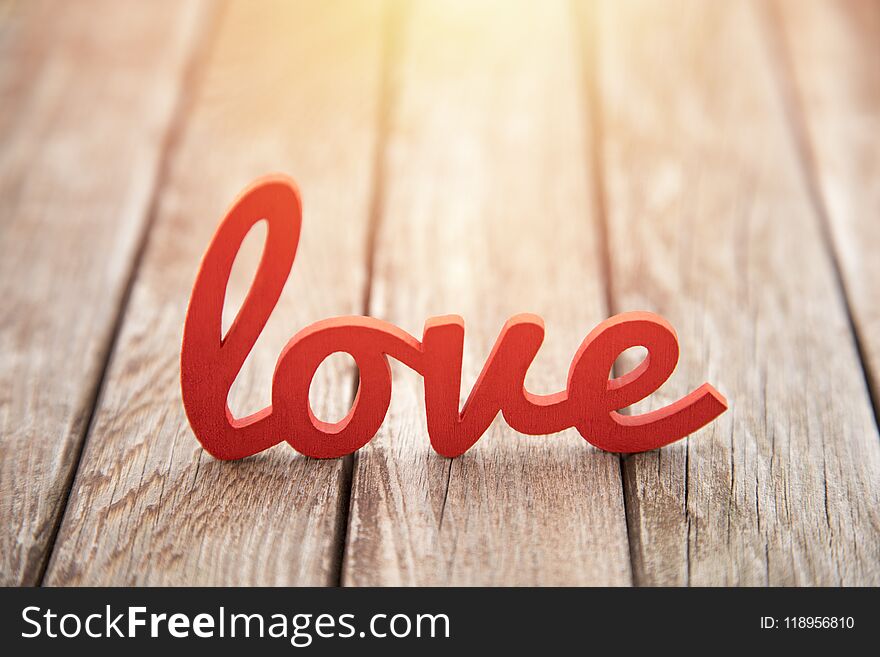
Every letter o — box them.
[60,614,82,638]
[389,614,411,638]
[272,320,392,458]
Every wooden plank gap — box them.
[570,0,641,584]
[572,0,615,318]
[756,0,880,433]
[335,0,410,587]
[35,1,227,586]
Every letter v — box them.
[420,314,547,457]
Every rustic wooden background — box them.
[1,0,878,586]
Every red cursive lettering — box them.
[180,175,727,460]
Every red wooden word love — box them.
[181,175,727,460]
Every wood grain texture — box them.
[0,0,206,586]
[593,0,880,585]
[773,0,880,409]
[45,0,387,585]
[342,0,632,586]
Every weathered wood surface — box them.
[597,0,880,585]
[342,0,632,586]
[1,0,877,587]
[773,0,880,408]
[0,0,206,586]
[45,0,387,585]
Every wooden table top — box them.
[1,0,878,586]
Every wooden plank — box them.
[45,0,388,585]
[594,0,880,584]
[0,0,207,586]
[772,0,880,410]
[343,0,632,586]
